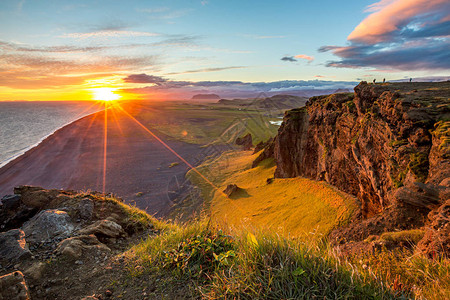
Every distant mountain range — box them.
[191,94,221,100]
[218,94,308,109]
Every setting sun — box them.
[91,88,121,101]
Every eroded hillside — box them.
[255,81,450,255]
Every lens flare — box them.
[92,88,121,101]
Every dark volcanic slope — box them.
[0,104,209,216]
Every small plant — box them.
[163,230,235,279]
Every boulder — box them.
[235,133,253,150]
[0,229,31,263]
[56,234,110,259]
[223,184,241,197]
[14,186,53,208]
[0,195,37,232]
[22,209,75,245]
[0,195,21,210]
[79,198,94,220]
[0,271,30,300]
[78,219,125,239]
[391,183,440,208]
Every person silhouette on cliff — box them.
[383,78,385,83]
[373,79,376,84]
[410,78,412,82]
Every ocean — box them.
[0,101,103,168]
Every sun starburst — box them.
[91,88,121,101]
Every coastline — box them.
[0,105,210,217]
[0,107,104,169]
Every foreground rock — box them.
[0,271,30,300]
[78,219,126,240]
[56,234,110,259]
[0,186,156,300]
[0,229,31,263]
[255,82,450,254]
[22,209,74,245]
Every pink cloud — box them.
[348,0,449,43]
[294,54,314,61]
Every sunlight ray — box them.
[102,101,108,194]
[109,104,124,136]
[116,104,225,196]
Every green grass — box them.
[78,193,169,232]
[124,221,450,299]
[380,229,425,244]
[135,103,279,145]
[187,150,358,238]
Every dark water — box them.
[0,101,103,168]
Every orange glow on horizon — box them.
[92,88,121,102]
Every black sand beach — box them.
[0,103,216,216]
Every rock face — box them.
[235,133,253,150]
[417,199,450,257]
[78,219,126,239]
[255,82,450,250]
[0,229,31,263]
[56,234,111,259]
[22,209,75,245]
[0,271,30,300]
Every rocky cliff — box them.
[255,81,450,255]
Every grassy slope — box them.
[125,219,449,299]
[134,103,280,145]
[187,150,358,237]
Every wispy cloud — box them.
[294,54,314,61]
[320,0,450,71]
[281,54,314,62]
[0,40,106,53]
[165,66,247,75]
[242,34,286,39]
[61,30,160,39]
[281,56,297,62]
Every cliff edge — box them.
[255,81,450,255]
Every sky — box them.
[0,0,449,100]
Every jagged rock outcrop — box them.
[253,138,273,154]
[235,133,253,150]
[255,82,450,250]
[0,186,156,299]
